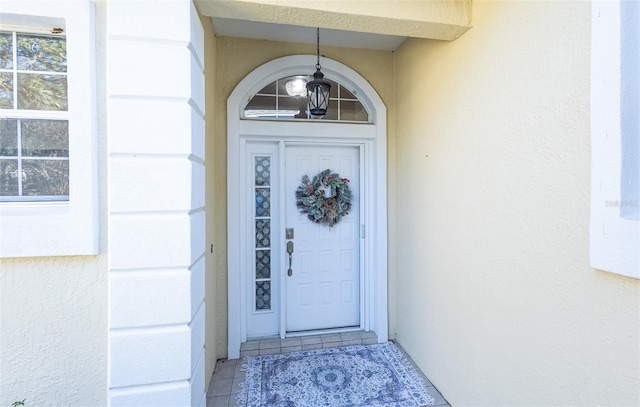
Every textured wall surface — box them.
[106,0,206,404]
[196,0,472,41]
[0,1,108,405]
[203,14,219,387]
[0,257,107,406]
[394,1,640,406]
[210,36,396,357]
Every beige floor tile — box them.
[259,339,281,349]
[209,378,233,396]
[281,345,302,353]
[322,341,342,348]
[360,331,377,339]
[340,331,362,340]
[280,337,301,346]
[211,364,235,380]
[300,335,322,345]
[259,347,281,356]
[206,395,230,407]
[240,341,259,351]
[320,333,342,343]
[230,377,243,395]
[233,363,245,378]
[240,349,259,358]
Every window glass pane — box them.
[278,96,305,110]
[21,159,69,196]
[21,120,69,157]
[255,156,271,186]
[17,34,67,72]
[340,87,357,100]
[0,32,13,69]
[17,73,67,111]
[255,219,271,248]
[245,95,276,118]
[255,188,271,217]
[0,159,19,196]
[0,119,18,156]
[340,100,368,122]
[255,250,271,279]
[323,99,339,120]
[257,81,276,95]
[279,76,309,97]
[255,281,271,310]
[277,96,306,118]
[328,79,338,98]
[0,72,13,109]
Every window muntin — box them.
[0,30,68,201]
[243,75,369,122]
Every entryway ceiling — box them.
[195,0,472,50]
[211,17,406,51]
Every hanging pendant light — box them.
[307,27,331,117]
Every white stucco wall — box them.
[394,1,640,406]
[0,2,108,405]
[202,12,219,389]
[0,257,108,406]
[106,0,206,404]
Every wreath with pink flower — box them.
[295,169,352,227]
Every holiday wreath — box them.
[295,169,352,227]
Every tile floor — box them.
[206,331,450,407]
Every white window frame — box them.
[0,0,98,257]
[590,1,640,279]
[0,31,70,202]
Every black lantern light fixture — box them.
[306,27,331,117]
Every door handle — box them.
[286,241,294,276]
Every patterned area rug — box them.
[237,342,436,407]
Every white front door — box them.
[284,144,360,333]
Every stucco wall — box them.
[203,15,219,386]
[208,36,396,357]
[0,2,108,405]
[394,1,640,406]
[0,257,107,406]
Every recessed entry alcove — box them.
[226,55,389,359]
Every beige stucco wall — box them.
[207,36,396,357]
[394,1,640,406]
[196,0,472,41]
[0,2,108,405]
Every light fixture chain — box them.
[316,27,321,70]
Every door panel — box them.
[285,145,360,332]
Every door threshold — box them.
[285,326,363,338]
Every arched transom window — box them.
[243,74,370,122]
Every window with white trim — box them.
[0,30,69,201]
[590,1,640,279]
[0,1,98,258]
